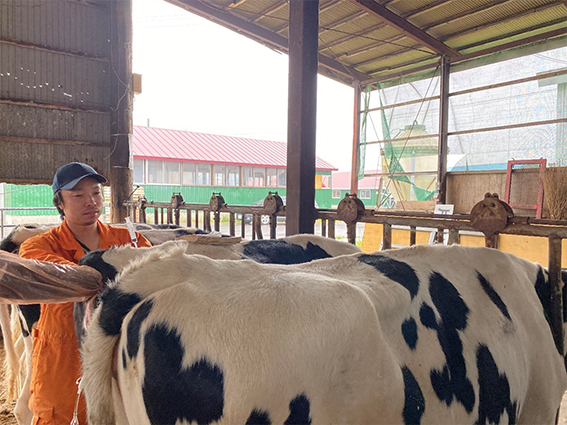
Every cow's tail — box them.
[0,304,21,405]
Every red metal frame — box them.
[504,159,546,219]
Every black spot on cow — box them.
[428,272,475,413]
[430,365,452,405]
[402,317,418,350]
[246,410,271,425]
[173,229,208,238]
[402,366,425,425]
[243,240,331,265]
[126,299,154,359]
[419,303,438,330]
[476,344,517,424]
[477,272,511,320]
[429,272,469,331]
[534,267,551,326]
[18,304,40,338]
[122,349,127,370]
[284,394,311,425]
[143,324,224,425]
[149,224,182,230]
[358,255,420,299]
[97,289,141,336]
[0,235,17,253]
[79,250,119,283]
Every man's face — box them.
[58,177,104,226]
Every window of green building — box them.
[182,163,195,185]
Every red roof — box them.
[332,171,382,189]
[133,126,337,171]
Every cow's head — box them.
[0,224,54,253]
[74,240,189,346]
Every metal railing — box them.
[0,207,59,239]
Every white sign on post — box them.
[434,204,454,215]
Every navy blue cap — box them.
[52,162,107,194]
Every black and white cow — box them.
[0,222,207,425]
[0,224,360,424]
[78,241,567,425]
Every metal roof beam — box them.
[457,18,567,53]
[455,27,567,62]
[348,0,460,58]
[273,0,343,35]
[167,0,368,85]
[320,0,451,54]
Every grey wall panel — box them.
[0,0,110,58]
[0,0,128,186]
[0,104,110,143]
[0,44,109,109]
[0,140,110,183]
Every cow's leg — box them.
[0,305,21,406]
[14,334,33,425]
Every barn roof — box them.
[168,0,567,87]
[133,125,338,171]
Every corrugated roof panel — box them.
[405,0,491,30]
[446,5,567,49]
[430,1,562,41]
[133,126,337,171]
[172,0,567,86]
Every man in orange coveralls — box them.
[19,162,151,425]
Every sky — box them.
[132,0,356,172]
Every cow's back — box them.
[96,257,403,424]
[83,243,567,424]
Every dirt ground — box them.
[0,341,566,425]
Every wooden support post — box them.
[437,56,450,204]
[548,235,564,355]
[436,228,444,244]
[204,211,211,232]
[328,218,335,239]
[214,212,220,232]
[485,235,498,248]
[286,0,319,236]
[347,223,356,245]
[230,213,235,236]
[270,216,277,239]
[382,223,392,250]
[448,229,460,245]
[109,0,133,223]
[410,226,416,246]
[255,216,263,240]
